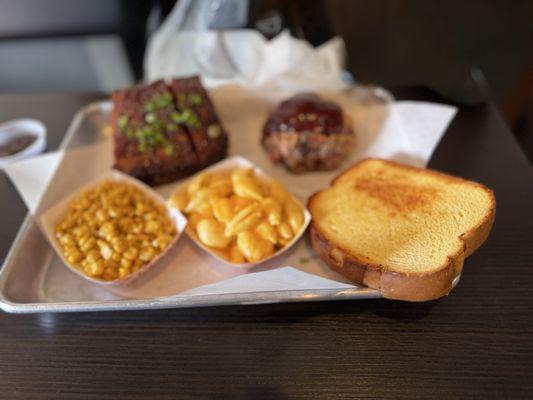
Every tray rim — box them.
[0,285,381,313]
[0,100,384,313]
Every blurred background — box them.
[0,0,531,161]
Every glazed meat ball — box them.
[262,93,355,173]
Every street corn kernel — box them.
[139,246,156,262]
[111,238,127,253]
[133,259,143,271]
[67,251,83,264]
[123,247,139,261]
[80,237,97,252]
[169,168,305,263]
[55,180,176,281]
[111,251,122,262]
[85,260,104,277]
[152,233,173,250]
[58,233,75,246]
[120,258,132,269]
[103,267,118,281]
[144,220,160,234]
[100,243,113,260]
[118,267,130,278]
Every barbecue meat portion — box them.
[262,93,355,173]
[111,76,228,186]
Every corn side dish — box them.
[55,180,176,281]
[168,168,304,263]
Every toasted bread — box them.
[308,158,495,301]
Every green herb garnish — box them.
[155,95,167,108]
[189,93,202,106]
[144,101,156,112]
[117,115,129,131]
[162,92,173,103]
[138,142,148,153]
[177,93,186,109]
[181,109,192,121]
[171,111,186,123]
[164,143,174,156]
[133,122,173,153]
[166,123,178,132]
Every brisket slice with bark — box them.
[111,76,228,186]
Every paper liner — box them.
[170,156,311,269]
[40,170,187,286]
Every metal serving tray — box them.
[0,101,385,313]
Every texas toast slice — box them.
[308,158,495,301]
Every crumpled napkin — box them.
[144,0,347,91]
[145,28,348,92]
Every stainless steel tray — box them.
[0,101,385,313]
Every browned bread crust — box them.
[308,158,496,301]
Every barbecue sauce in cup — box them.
[0,134,37,157]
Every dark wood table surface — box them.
[0,87,532,399]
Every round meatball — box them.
[261,93,355,173]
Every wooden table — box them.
[1,87,532,399]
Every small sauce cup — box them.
[0,119,46,167]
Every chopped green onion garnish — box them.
[166,123,178,132]
[163,92,173,103]
[144,101,156,112]
[189,93,202,106]
[171,111,188,123]
[164,144,174,156]
[117,115,129,131]
[177,93,186,108]
[138,142,148,152]
[145,112,157,124]
[151,93,170,108]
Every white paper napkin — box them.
[4,150,63,214]
[146,29,348,93]
[366,100,457,168]
[3,87,456,299]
